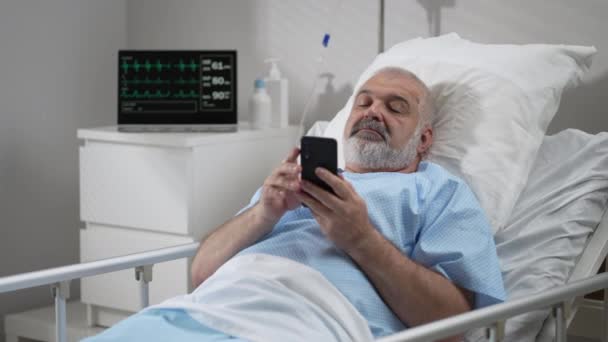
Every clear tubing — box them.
[298,0,346,138]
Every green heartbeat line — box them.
[174,59,198,72]
[121,59,195,73]
[121,89,171,99]
[123,77,171,85]
[175,78,199,85]
[121,89,198,99]
[172,89,198,99]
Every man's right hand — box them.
[257,147,302,225]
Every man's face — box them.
[343,71,427,171]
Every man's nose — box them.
[363,102,384,121]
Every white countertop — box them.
[78,125,301,148]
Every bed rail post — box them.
[486,324,497,342]
[485,321,504,342]
[604,261,608,342]
[553,302,567,342]
[135,265,153,309]
[51,280,70,342]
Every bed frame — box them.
[0,205,606,342]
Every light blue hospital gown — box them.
[85,161,506,341]
[239,161,506,337]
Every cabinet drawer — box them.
[80,143,190,234]
[80,225,194,313]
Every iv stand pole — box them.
[378,0,385,53]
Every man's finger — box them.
[315,168,350,200]
[268,164,300,189]
[283,147,300,163]
[273,163,301,178]
[295,192,331,217]
[301,180,343,213]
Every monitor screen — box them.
[118,50,237,125]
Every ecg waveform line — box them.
[121,89,199,99]
[175,78,199,85]
[120,59,199,73]
[121,78,199,85]
[172,89,199,99]
[122,77,172,85]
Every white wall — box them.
[0,0,125,339]
[127,0,379,130]
[386,0,608,134]
[128,0,608,134]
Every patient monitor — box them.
[118,50,237,132]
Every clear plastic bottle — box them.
[264,58,289,128]
[249,78,272,129]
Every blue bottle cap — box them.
[254,78,266,89]
[322,33,331,47]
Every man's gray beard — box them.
[344,125,421,171]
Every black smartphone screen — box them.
[300,136,338,194]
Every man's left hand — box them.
[295,168,375,254]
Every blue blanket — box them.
[83,309,244,341]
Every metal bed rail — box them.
[0,242,199,342]
[377,271,608,342]
[0,242,606,342]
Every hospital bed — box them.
[0,127,606,342]
[2,34,608,341]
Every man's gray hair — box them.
[370,67,435,128]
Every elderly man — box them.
[86,67,505,342]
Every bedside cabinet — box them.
[78,125,300,327]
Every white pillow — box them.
[465,129,608,342]
[322,33,596,232]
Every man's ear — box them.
[417,126,433,156]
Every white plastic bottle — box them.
[264,58,289,128]
[249,78,272,129]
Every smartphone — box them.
[300,136,338,195]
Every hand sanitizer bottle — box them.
[250,78,272,129]
[264,58,289,128]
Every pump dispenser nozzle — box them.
[264,58,281,80]
[262,57,288,128]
